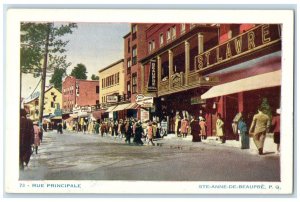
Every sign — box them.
[136,96,154,108]
[147,60,157,92]
[136,94,145,102]
[191,96,206,105]
[107,95,118,103]
[195,24,281,71]
[140,109,149,122]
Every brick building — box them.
[140,23,281,138]
[123,23,151,119]
[62,76,99,119]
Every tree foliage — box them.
[49,68,66,92]
[91,74,99,80]
[20,22,77,74]
[70,63,88,80]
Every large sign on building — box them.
[147,60,157,92]
[195,24,281,72]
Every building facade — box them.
[140,23,281,138]
[140,23,219,132]
[23,86,62,123]
[62,76,100,119]
[123,23,151,119]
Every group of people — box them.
[233,107,281,155]
[19,109,43,170]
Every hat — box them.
[276,108,281,114]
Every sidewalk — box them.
[160,133,278,154]
[60,130,278,155]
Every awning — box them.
[126,103,139,110]
[92,110,103,119]
[50,116,62,120]
[201,70,281,99]
[105,105,117,113]
[112,103,131,112]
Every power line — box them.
[27,77,42,99]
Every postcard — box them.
[4,8,294,195]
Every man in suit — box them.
[249,106,271,155]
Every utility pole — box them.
[38,23,51,125]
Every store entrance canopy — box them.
[201,70,281,99]
[105,105,117,113]
[112,103,131,112]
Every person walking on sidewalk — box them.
[190,116,201,142]
[133,121,144,145]
[19,109,34,170]
[249,106,270,155]
[199,117,207,140]
[216,113,226,143]
[147,121,155,146]
[33,121,41,154]
[271,108,281,154]
[125,120,132,144]
[237,114,249,149]
[181,117,189,138]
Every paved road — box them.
[20,130,280,181]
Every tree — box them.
[70,63,88,80]
[21,22,77,74]
[20,22,77,123]
[91,74,99,80]
[50,68,66,92]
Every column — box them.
[141,64,144,94]
[157,55,161,91]
[198,33,204,54]
[168,49,173,89]
[185,41,190,86]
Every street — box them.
[20,130,280,181]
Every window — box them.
[160,33,164,47]
[127,58,131,68]
[148,41,152,52]
[152,40,155,50]
[116,73,120,84]
[132,45,137,65]
[181,24,186,34]
[132,24,137,40]
[172,26,176,39]
[51,101,54,108]
[96,86,99,93]
[96,100,99,105]
[127,39,130,53]
[167,29,171,42]
[102,79,104,88]
[127,81,131,99]
[132,73,137,94]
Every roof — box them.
[98,59,124,73]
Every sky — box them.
[21,22,130,98]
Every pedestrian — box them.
[100,121,107,137]
[190,116,201,142]
[120,120,126,139]
[147,121,155,146]
[199,117,207,140]
[152,121,158,139]
[125,120,132,144]
[39,124,43,143]
[237,114,250,149]
[83,121,87,134]
[216,113,226,143]
[180,117,189,138]
[271,108,281,154]
[19,109,34,170]
[133,121,144,145]
[94,121,100,134]
[33,122,41,154]
[249,106,271,155]
[57,123,63,134]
